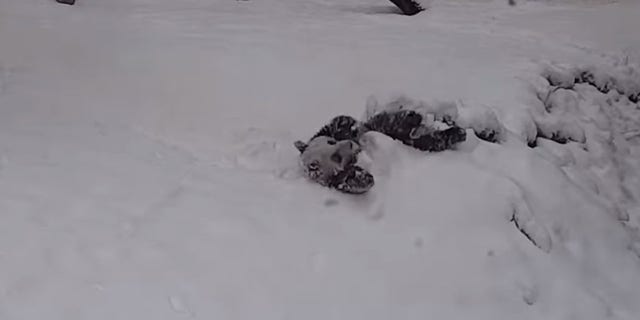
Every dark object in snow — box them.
[56,0,75,5]
[388,0,424,16]
[294,110,466,194]
[536,130,568,145]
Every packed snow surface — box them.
[1,0,639,319]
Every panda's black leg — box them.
[364,110,424,142]
[409,127,467,152]
[311,115,363,141]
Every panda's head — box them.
[294,136,361,187]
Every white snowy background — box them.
[1,0,639,319]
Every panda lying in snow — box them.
[294,109,467,194]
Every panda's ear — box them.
[294,140,307,153]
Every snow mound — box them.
[540,58,640,102]
[456,102,505,143]
[530,57,640,226]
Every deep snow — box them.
[1,0,639,319]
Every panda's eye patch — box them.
[308,161,320,171]
[330,153,342,164]
[327,139,336,145]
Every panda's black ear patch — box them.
[294,140,308,153]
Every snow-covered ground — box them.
[1,0,639,319]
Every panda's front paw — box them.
[446,127,467,145]
[332,166,375,194]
